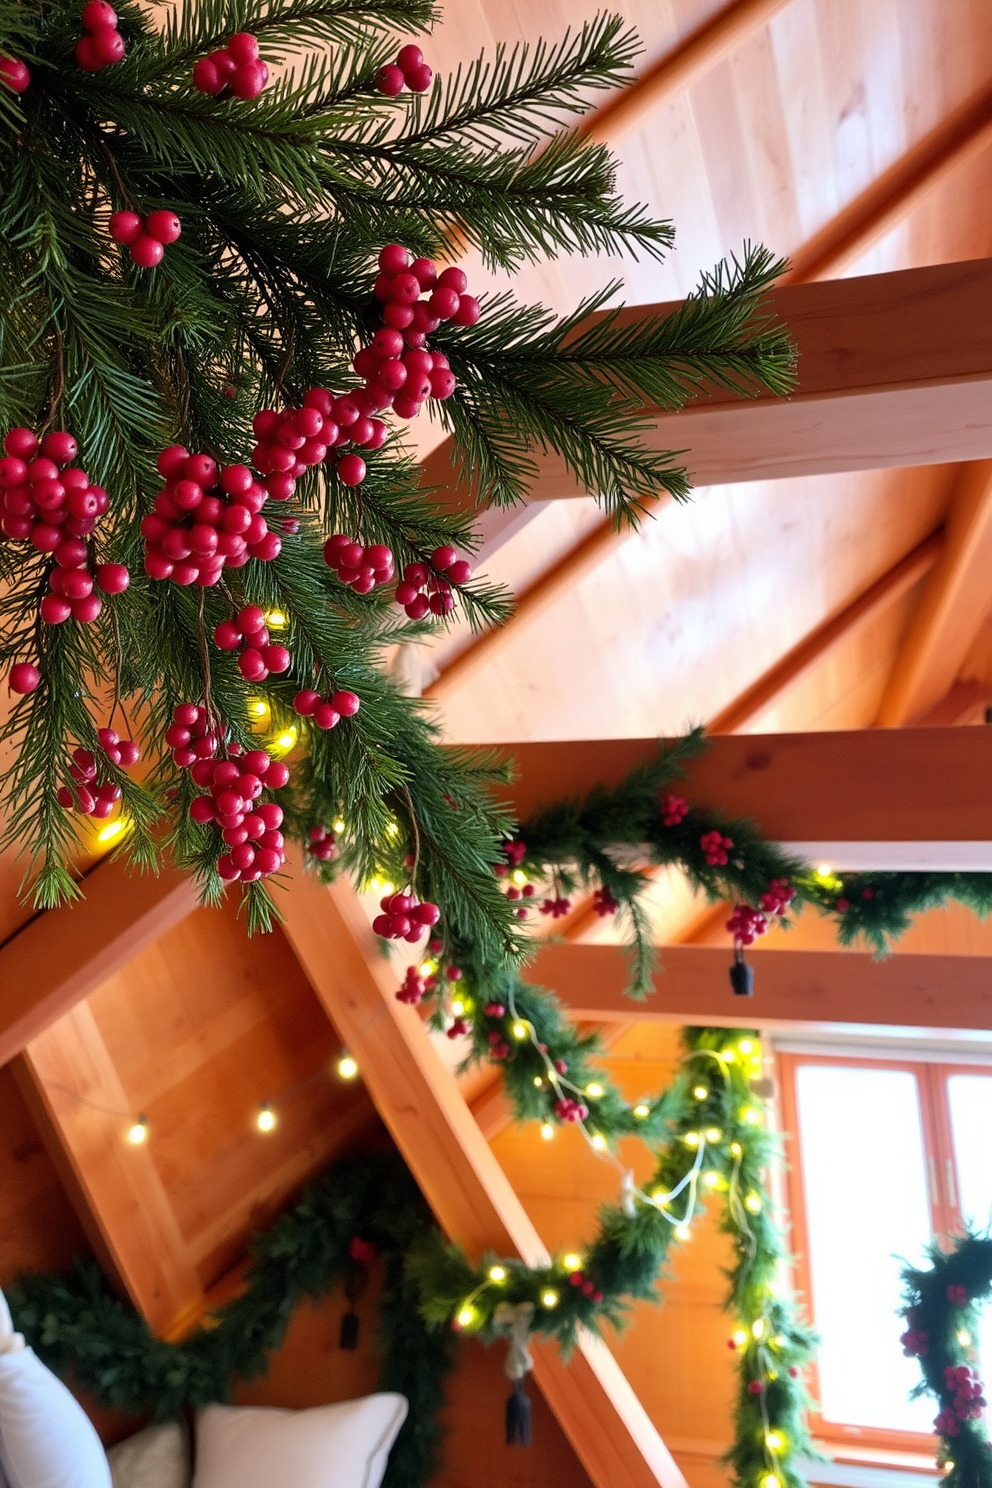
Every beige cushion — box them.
[107,1423,190,1488]
[192,1394,408,1488]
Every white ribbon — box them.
[493,1301,534,1381]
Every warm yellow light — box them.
[684,1131,700,1148]
[652,1189,669,1208]
[541,1290,558,1309]
[385,821,399,838]
[944,1464,955,1474]
[457,1306,475,1327]
[703,1171,721,1188]
[730,1141,742,1157]
[705,1126,722,1143]
[692,1085,708,1100]
[563,1254,582,1272]
[732,1328,749,1348]
[958,1329,973,1347]
[333,818,345,833]
[633,1103,651,1119]
[743,1107,762,1125]
[265,609,288,628]
[273,727,297,753]
[762,1474,780,1488]
[541,1123,554,1141]
[337,1054,359,1080]
[745,1192,762,1214]
[256,1104,276,1133]
[127,1117,148,1145]
[816,863,832,878]
[451,998,465,1016]
[420,960,437,977]
[586,1083,604,1098]
[511,1021,528,1040]
[248,698,268,719]
[590,1133,607,1150]
[511,869,527,886]
[721,1048,737,1062]
[773,1334,787,1348]
[738,1038,754,1056]
[489,1265,506,1283]
[766,1433,785,1453]
[675,1224,692,1242]
[752,1318,765,1339]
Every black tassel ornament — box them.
[729,944,754,997]
[506,1378,532,1446]
[494,1300,535,1447]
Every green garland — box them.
[901,1235,992,1488]
[10,1033,815,1488]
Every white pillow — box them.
[107,1423,190,1488]
[192,1394,408,1488]
[0,1345,112,1488]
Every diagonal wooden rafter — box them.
[278,863,688,1488]
[876,461,992,726]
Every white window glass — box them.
[947,1074,992,1381]
[795,1065,934,1431]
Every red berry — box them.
[429,369,457,400]
[157,444,189,478]
[82,0,117,27]
[230,62,266,98]
[0,55,30,92]
[396,44,423,73]
[448,559,471,585]
[72,593,102,623]
[130,235,165,269]
[452,294,480,327]
[387,272,420,305]
[74,35,102,69]
[192,57,224,94]
[40,595,71,624]
[376,64,405,96]
[330,690,360,717]
[214,619,241,650]
[40,431,79,465]
[88,26,125,65]
[378,244,410,275]
[437,266,468,295]
[405,63,433,92]
[227,31,259,63]
[145,210,182,245]
[9,662,40,693]
[261,644,290,673]
[336,454,366,487]
[313,701,339,730]
[109,211,142,245]
[95,562,129,594]
[431,545,457,571]
[429,286,460,321]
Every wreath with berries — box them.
[902,1235,992,1487]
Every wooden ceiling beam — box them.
[876,461,992,726]
[526,942,992,1037]
[13,1003,205,1338]
[278,864,688,1488]
[499,727,992,870]
[0,855,197,1071]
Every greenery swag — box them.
[10,1030,816,1488]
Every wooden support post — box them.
[525,942,992,1037]
[278,864,688,1488]
[876,462,992,726]
[14,1003,204,1337]
[499,727,992,870]
[0,855,197,1069]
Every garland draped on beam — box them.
[901,1235,992,1488]
[9,1031,817,1488]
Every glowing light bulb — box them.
[541,1123,554,1141]
[97,817,128,844]
[511,869,528,886]
[705,1126,722,1143]
[958,1329,972,1347]
[732,1328,749,1348]
[378,880,395,896]
[738,1039,754,1056]
[451,998,465,1017]
[457,1306,475,1327]
[762,1474,780,1488]
[511,1021,528,1041]
[563,1254,582,1272]
[541,1290,558,1309]
[730,1141,742,1157]
[684,1131,700,1148]
[273,727,297,753]
[333,818,345,833]
[256,1104,276,1133]
[703,1171,723,1189]
[693,1085,708,1100]
[721,1048,737,1062]
[773,1335,787,1348]
[745,1192,762,1214]
[752,1318,765,1339]
[489,1265,506,1283]
[590,1133,607,1150]
[248,698,268,719]
[586,1083,604,1098]
[337,1054,358,1080]
[743,1107,762,1125]
[944,1463,955,1474]
[816,863,832,878]
[652,1189,669,1208]
[675,1224,691,1242]
[766,1433,785,1454]
[385,821,399,838]
[633,1103,651,1119]
[420,960,437,977]
[264,609,288,628]
[127,1117,148,1145]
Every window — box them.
[779,1051,992,1449]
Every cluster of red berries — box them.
[494,839,527,876]
[252,391,376,494]
[592,886,619,917]
[900,1323,929,1358]
[306,824,338,862]
[446,1016,470,1040]
[292,686,360,730]
[323,534,395,594]
[348,1236,377,1266]
[660,793,689,827]
[504,882,535,921]
[760,877,796,916]
[396,965,429,1005]
[371,890,441,942]
[193,32,269,99]
[540,895,572,919]
[109,209,181,270]
[948,1284,969,1306]
[0,54,30,91]
[376,43,432,96]
[935,1366,986,1435]
[395,547,471,619]
[834,884,875,913]
[58,731,139,818]
[142,447,280,585]
[567,1269,604,1303]
[700,829,733,866]
[726,904,768,947]
[0,426,128,625]
[483,1000,505,1017]
[554,1096,589,1123]
[75,1,125,72]
[214,605,290,681]
[486,1029,512,1059]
